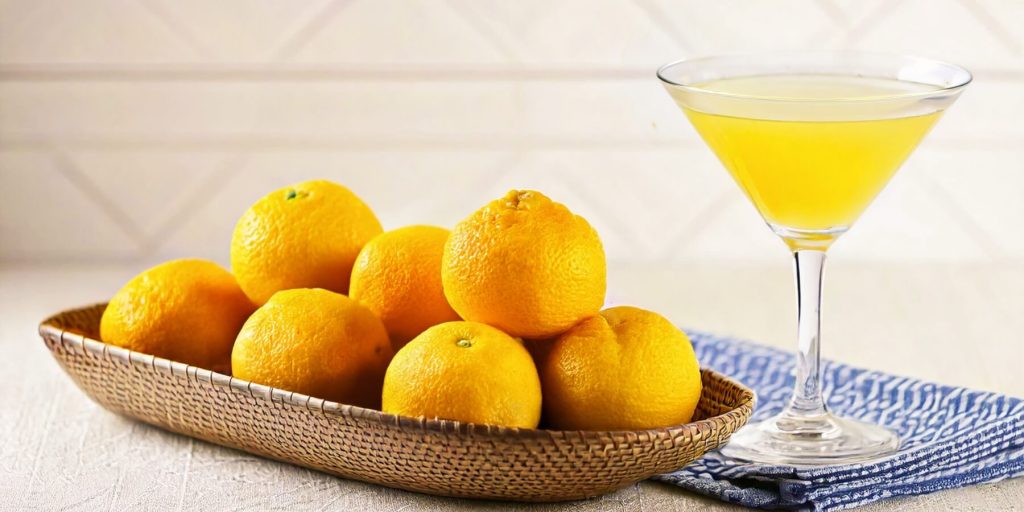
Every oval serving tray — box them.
[39,303,754,502]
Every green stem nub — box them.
[286,189,298,200]
[456,339,473,348]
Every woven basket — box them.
[39,303,754,502]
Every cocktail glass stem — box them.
[790,250,827,417]
[720,247,899,465]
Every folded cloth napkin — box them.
[653,331,1024,511]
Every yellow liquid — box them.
[682,75,943,233]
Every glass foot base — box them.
[720,411,899,466]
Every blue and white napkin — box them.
[654,331,1024,511]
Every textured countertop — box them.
[3,262,1022,511]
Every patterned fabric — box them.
[653,331,1024,511]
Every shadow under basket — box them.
[39,303,754,502]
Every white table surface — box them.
[2,262,1022,511]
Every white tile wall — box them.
[1,0,1022,264]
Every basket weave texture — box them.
[39,304,754,502]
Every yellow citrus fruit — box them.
[538,306,702,430]
[231,180,383,305]
[382,321,542,428]
[349,225,461,350]
[100,259,255,374]
[231,288,393,408]
[442,190,606,339]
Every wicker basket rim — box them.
[40,303,756,441]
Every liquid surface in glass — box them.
[681,75,943,232]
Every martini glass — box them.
[658,52,971,465]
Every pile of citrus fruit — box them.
[101,180,702,431]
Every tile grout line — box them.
[0,136,709,151]
[560,170,659,254]
[50,151,153,252]
[260,1,357,63]
[137,0,219,61]
[814,0,850,27]
[956,0,1024,56]
[658,188,740,260]
[916,175,1006,262]
[271,0,355,62]
[443,0,525,63]
[5,136,1023,151]
[803,0,852,47]
[0,65,686,81]
[629,0,697,55]
[839,0,908,47]
[3,65,1024,81]
[140,154,248,260]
